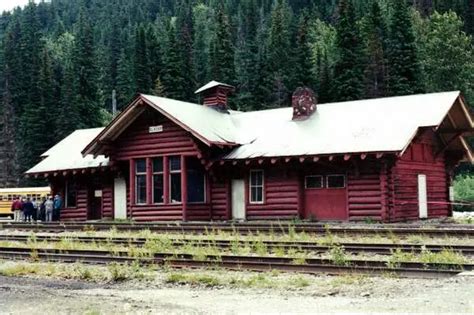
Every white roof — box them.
[29,91,471,175]
[141,95,238,144]
[224,91,465,159]
[26,128,109,174]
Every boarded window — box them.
[305,175,324,189]
[153,157,164,203]
[249,170,264,203]
[169,156,182,203]
[135,159,147,204]
[327,175,345,189]
[187,158,205,203]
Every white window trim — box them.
[305,175,324,189]
[169,156,182,204]
[135,159,147,205]
[326,174,346,189]
[249,169,265,204]
[152,158,164,205]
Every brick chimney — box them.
[292,87,317,120]
[195,81,235,111]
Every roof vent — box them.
[292,87,317,120]
[195,81,235,111]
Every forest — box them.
[0,0,472,195]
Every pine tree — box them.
[209,2,235,85]
[73,7,102,128]
[331,0,365,101]
[294,9,314,88]
[386,0,423,96]
[266,0,294,107]
[116,48,136,108]
[363,0,388,98]
[133,25,151,93]
[192,3,212,86]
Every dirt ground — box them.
[0,273,473,315]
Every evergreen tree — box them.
[133,25,151,93]
[331,0,365,101]
[209,2,235,85]
[421,11,474,104]
[192,3,212,86]
[116,48,135,107]
[386,0,423,96]
[363,0,388,98]
[266,0,294,107]
[73,7,102,128]
[294,9,314,88]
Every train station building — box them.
[26,82,474,222]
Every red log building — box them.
[26,82,473,222]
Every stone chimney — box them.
[195,81,235,111]
[292,87,317,120]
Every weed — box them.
[329,244,349,267]
[291,275,311,288]
[165,272,221,287]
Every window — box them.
[249,170,264,203]
[152,157,164,204]
[305,175,324,189]
[327,175,345,188]
[187,158,205,203]
[135,159,147,204]
[169,156,182,203]
[65,181,77,208]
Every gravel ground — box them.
[0,273,473,315]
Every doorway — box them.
[88,188,103,220]
[304,174,348,220]
[114,178,127,220]
[418,174,428,219]
[231,179,246,220]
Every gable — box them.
[108,107,202,160]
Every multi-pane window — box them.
[305,175,324,189]
[249,170,264,203]
[135,159,147,204]
[327,175,345,188]
[187,158,205,203]
[152,157,164,203]
[65,181,77,208]
[169,156,182,203]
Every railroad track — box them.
[1,222,473,237]
[1,234,473,256]
[0,246,470,278]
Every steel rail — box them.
[0,234,473,256]
[0,246,470,279]
[1,222,473,237]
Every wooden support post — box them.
[163,156,169,204]
[181,155,188,221]
[129,160,135,207]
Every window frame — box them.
[305,175,324,189]
[169,156,182,204]
[152,157,164,204]
[249,169,265,204]
[65,180,77,208]
[187,158,206,204]
[135,158,147,205]
[326,174,346,189]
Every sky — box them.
[0,0,37,13]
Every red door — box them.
[304,175,347,220]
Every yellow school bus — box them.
[0,187,51,218]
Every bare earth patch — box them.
[0,269,472,314]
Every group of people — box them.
[10,195,62,222]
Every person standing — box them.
[11,197,22,222]
[53,194,62,221]
[39,197,47,221]
[44,196,54,222]
[22,198,34,223]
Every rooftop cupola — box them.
[195,81,235,112]
[292,87,317,120]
